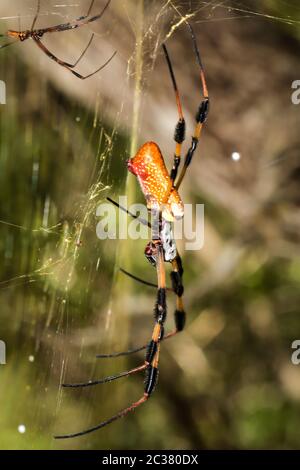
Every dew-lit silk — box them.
[127,142,184,220]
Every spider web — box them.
[0,0,299,450]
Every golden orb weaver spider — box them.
[0,0,116,79]
[54,22,209,439]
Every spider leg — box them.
[69,34,95,68]
[54,242,166,438]
[86,0,96,17]
[96,343,147,359]
[62,364,146,388]
[96,254,183,359]
[121,245,185,341]
[120,252,186,347]
[31,0,41,31]
[175,23,209,190]
[106,197,151,228]
[66,51,117,80]
[95,251,171,360]
[0,40,18,50]
[32,36,116,79]
[32,36,80,68]
[54,395,148,439]
[162,44,185,184]
[42,0,111,34]
[119,267,159,289]
[167,252,186,338]
[118,267,173,291]
[33,34,94,69]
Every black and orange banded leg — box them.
[96,252,185,358]
[162,44,185,184]
[144,241,166,389]
[175,23,209,190]
[54,242,167,438]
[164,253,186,342]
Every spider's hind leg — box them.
[168,253,186,338]
[54,243,166,438]
[68,34,95,68]
[32,34,94,69]
[160,222,186,338]
[96,249,185,358]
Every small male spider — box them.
[54,23,209,439]
[0,0,116,79]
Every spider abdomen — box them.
[127,142,184,220]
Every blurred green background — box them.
[0,0,300,450]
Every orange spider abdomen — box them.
[7,30,29,41]
[127,142,184,220]
[7,30,20,38]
